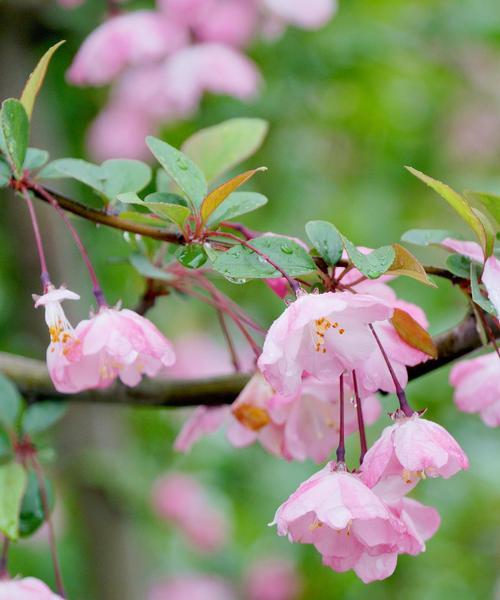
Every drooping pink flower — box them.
[441,238,500,317]
[152,472,230,552]
[0,577,64,599]
[261,0,337,30]
[174,405,232,452]
[63,307,175,390]
[450,352,500,427]
[193,0,259,47]
[384,497,441,557]
[272,464,404,583]
[244,557,301,600]
[149,574,236,600]
[33,286,81,393]
[258,291,393,396]
[67,11,188,86]
[360,414,469,490]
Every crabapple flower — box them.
[258,291,393,396]
[244,557,301,600]
[34,286,81,393]
[148,574,236,600]
[64,307,175,390]
[441,238,500,317]
[450,352,500,427]
[262,0,337,30]
[360,414,469,491]
[67,11,188,86]
[152,472,230,552]
[272,463,404,583]
[0,577,64,599]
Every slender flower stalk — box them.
[31,184,107,308]
[336,373,345,464]
[0,537,9,578]
[31,457,66,598]
[352,370,367,464]
[369,324,414,416]
[477,308,500,359]
[216,308,241,372]
[22,188,51,291]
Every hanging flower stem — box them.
[352,370,367,464]
[369,324,414,417]
[21,188,51,291]
[216,308,241,372]
[336,373,346,464]
[31,184,107,308]
[31,456,66,598]
[0,537,9,578]
[477,308,500,359]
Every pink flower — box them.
[244,557,301,600]
[360,414,469,490]
[441,238,500,317]
[194,0,259,48]
[33,286,81,393]
[0,577,64,599]
[450,353,500,427]
[261,0,337,30]
[64,307,175,390]
[258,291,393,396]
[152,472,230,552]
[272,464,404,583]
[148,574,236,600]
[174,405,232,452]
[384,497,441,557]
[67,11,188,86]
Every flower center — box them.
[313,317,346,353]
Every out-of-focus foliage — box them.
[1,0,500,598]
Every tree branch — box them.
[1,313,497,407]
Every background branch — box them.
[1,313,497,407]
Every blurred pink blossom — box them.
[152,472,231,552]
[67,11,188,85]
[262,0,337,30]
[0,577,63,599]
[450,353,500,427]
[244,557,301,600]
[149,574,236,600]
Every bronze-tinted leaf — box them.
[391,307,438,359]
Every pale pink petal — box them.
[174,406,229,452]
[262,0,337,30]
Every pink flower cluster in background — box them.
[64,0,338,160]
[0,577,63,599]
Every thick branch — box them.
[27,182,185,244]
[1,313,497,407]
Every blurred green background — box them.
[1,0,499,598]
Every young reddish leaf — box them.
[406,167,494,259]
[391,308,438,359]
[201,167,266,224]
[389,243,436,287]
[20,41,65,120]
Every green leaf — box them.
[406,167,494,258]
[470,263,497,316]
[401,229,457,246]
[305,220,343,266]
[24,148,49,171]
[465,191,500,226]
[1,99,29,177]
[23,401,67,435]
[19,470,54,538]
[20,41,65,120]
[201,167,266,224]
[146,136,207,209]
[144,202,190,229]
[101,159,151,199]
[0,462,27,540]
[119,211,164,227]
[176,244,208,269]
[446,254,472,278]
[0,160,10,187]
[39,158,103,192]
[0,373,23,430]
[343,238,395,279]
[145,192,187,207]
[129,254,174,281]
[206,191,267,227]
[182,118,269,184]
[212,236,315,279]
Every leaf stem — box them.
[21,187,51,291]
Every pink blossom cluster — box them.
[34,285,175,392]
[64,0,337,160]
[0,577,63,599]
